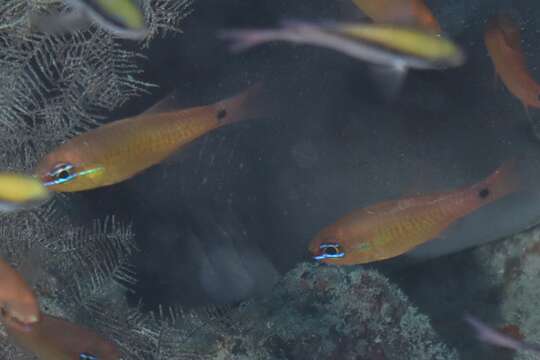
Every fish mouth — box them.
[33,172,51,186]
[39,174,56,188]
[0,306,38,332]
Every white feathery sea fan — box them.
[0,1,218,359]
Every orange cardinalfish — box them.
[309,161,519,265]
[485,15,540,110]
[34,84,264,192]
[352,0,441,33]
[5,313,121,360]
[0,257,39,331]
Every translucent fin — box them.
[142,91,185,115]
[218,29,282,52]
[368,64,408,101]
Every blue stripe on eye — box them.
[43,173,78,187]
[313,252,345,260]
[42,165,104,187]
[314,243,345,260]
[80,353,98,360]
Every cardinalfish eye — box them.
[44,163,76,186]
[80,353,98,360]
[314,243,345,260]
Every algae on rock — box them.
[169,263,458,360]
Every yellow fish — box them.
[309,161,519,265]
[34,84,263,192]
[352,0,441,33]
[32,0,148,40]
[0,172,50,211]
[221,20,464,70]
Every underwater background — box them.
[4,0,540,358]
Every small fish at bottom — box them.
[465,315,540,354]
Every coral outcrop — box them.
[169,263,458,359]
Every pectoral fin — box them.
[368,64,408,101]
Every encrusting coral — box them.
[472,226,540,360]
[156,263,458,360]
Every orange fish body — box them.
[352,0,441,33]
[6,313,120,360]
[309,162,518,265]
[34,85,262,192]
[485,15,540,109]
[0,257,39,329]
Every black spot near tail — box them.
[217,109,227,122]
[478,188,490,199]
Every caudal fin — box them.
[213,82,269,125]
[218,29,279,52]
[473,159,520,204]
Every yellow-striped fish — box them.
[0,173,50,211]
[309,161,518,265]
[352,0,441,33]
[68,0,147,38]
[220,20,464,70]
[34,84,264,192]
[32,0,147,40]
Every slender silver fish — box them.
[219,20,465,70]
[465,315,540,354]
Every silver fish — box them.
[219,19,465,70]
[465,315,540,354]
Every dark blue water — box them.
[65,4,540,359]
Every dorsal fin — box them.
[493,14,523,52]
[142,90,185,115]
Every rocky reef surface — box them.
[394,222,540,360]
[176,263,458,360]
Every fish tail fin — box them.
[218,29,279,52]
[213,82,269,125]
[474,159,520,204]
